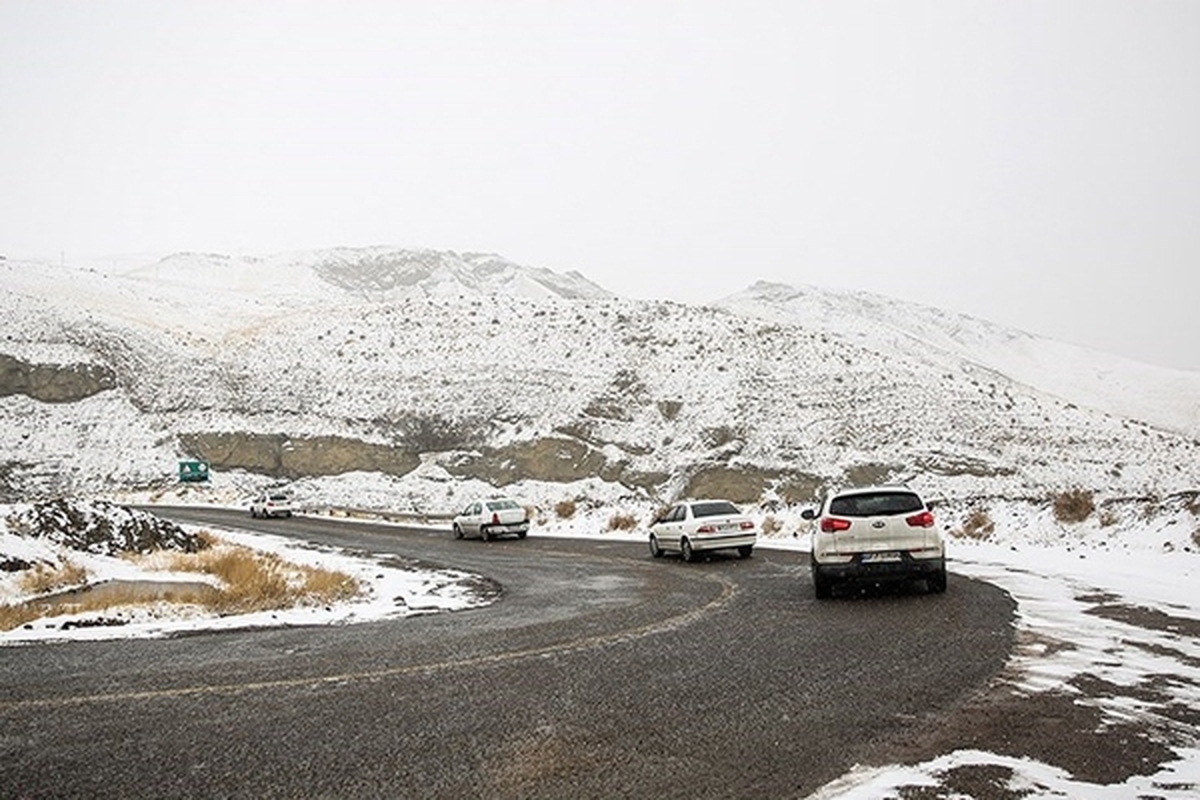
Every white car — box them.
[249,491,293,519]
[453,498,530,541]
[648,499,757,562]
[802,486,946,599]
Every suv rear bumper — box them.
[813,554,944,583]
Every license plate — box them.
[861,552,901,563]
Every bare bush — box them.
[760,516,782,535]
[955,509,995,540]
[1053,489,1095,523]
[607,512,638,532]
[554,499,577,519]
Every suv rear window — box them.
[829,491,923,517]
[691,501,740,518]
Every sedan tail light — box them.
[820,517,851,533]
[696,524,716,533]
[739,521,755,530]
[906,511,935,528]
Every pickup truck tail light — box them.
[820,517,852,533]
[492,513,500,525]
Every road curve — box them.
[0,507,1015,799]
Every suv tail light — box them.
[906,511,935,528]
[820,517,851,533]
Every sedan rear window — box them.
[486,500,519,511]
[829,491,923,517]
[691,501,741,518]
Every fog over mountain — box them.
[2,248,1197,508]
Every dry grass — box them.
[606,512,638,532]
[554,499,577,519]
[0,535,362,632]
[18,561,89,595]
[1053,489,1095,523]
[164,542,361,614]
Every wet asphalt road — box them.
[0,508,1015,799]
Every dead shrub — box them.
[606,512,638,532]
[955,509,995,540]
[760,516,782,536]
[554,499,577,519]
[1053,489,1095,523]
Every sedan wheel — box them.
[737,545,753,559]
[681,538,698,563]
[649,535,663,558]
[453,524,463,540]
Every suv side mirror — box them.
[800,508,816,521]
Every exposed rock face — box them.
[177,433,420,480]
[444,436,670,494]
[445,437,608,486]
[0,354,116,403]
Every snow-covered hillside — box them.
[717,281,1200,439]
[1,248,1197,513]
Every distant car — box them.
[250,492,293,519]
[802,486,945,599]
[648,499,757,562]
[453,498,530,541]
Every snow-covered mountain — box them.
[1,247,1197,511]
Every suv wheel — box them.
[927,566,947,594]
[813,566,833,600]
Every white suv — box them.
[802,486,945,599]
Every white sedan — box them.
[649,499,757,562]
[453,498,530,541]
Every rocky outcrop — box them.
[0,354,116,403]
[178,432,420,480]
[683,464,825,505]
[6,498,203,555]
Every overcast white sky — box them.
[2,1,1198,370]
